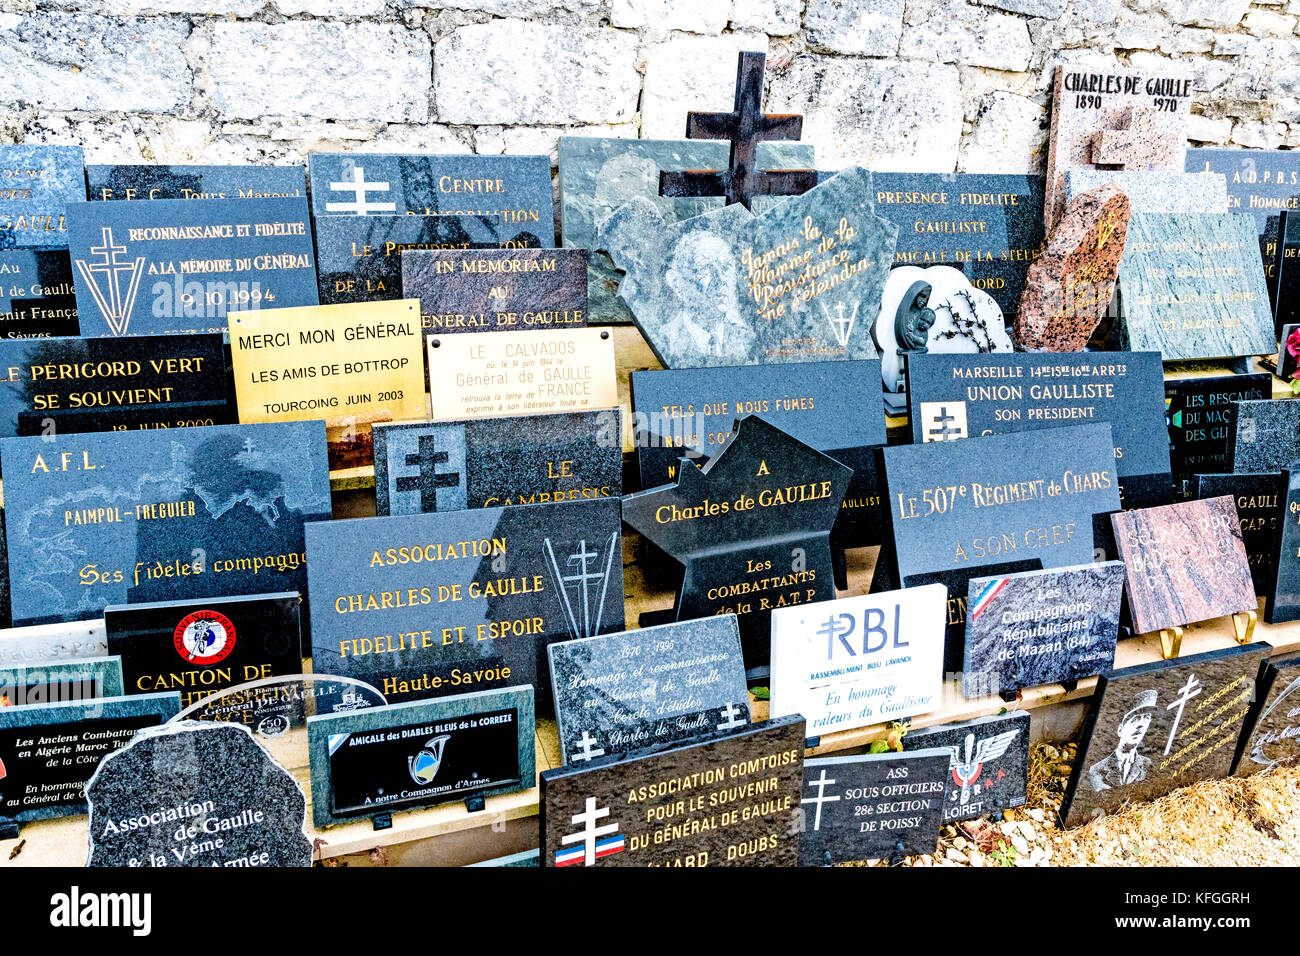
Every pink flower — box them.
[1288,327,1300,360]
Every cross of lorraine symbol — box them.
[544,534,618,641]
[822,301,857,349]
[325,166,397,216]
[571,730,606,763]
[919,402,968,442]
[716,702,747,731]
[74,227,145,336]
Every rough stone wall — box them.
[1,0,1296,181]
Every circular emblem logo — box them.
[174,610,236,665]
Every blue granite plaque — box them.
[1186,147,1300,308]
[86,164,306,202]
[557,137,815,325]
[1117,212,1276,361]
[307,152,552,226]
[0,144,85,250]
[871,172,1046,314]
[631,360,885,548]
[0,333,234,438]
[1,421,331,627]
[307,685,535,828]
[306,497,625,706]
[0,249,79,338]
[0,691,180,822]
[66,197,318,336]
[549,616,750,765]
[0,655,123,707]
[906,351,1173,510]
[373,410,622,516]
[315,213,552,306]
[879,423,1122,670]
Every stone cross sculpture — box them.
[659,51,818,210]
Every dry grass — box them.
[1052,763,1300,866]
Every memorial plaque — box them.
[306,497,624,706]
[905,711,1031,823]
[541,716,804,867]
[1278,323,1299,384]
[1194,473,1286,595]
[798,750,948,865]
[1117,212,1276,361]
[1234,651,1300,775]
[631,360,885,548]
[307,685,534,828]
[86,721,311,867]
[1267,469,1300,624]
[0,691,180,823]
[374,410,620,517]
[1045,63,1193,228]
[962,562,1123,698]
[0,144,85,250]
[602,166,895,368]
[427,327,617,422]
[879,423,1122,670]
[557,137,814,325]
[0,333,234,438]
[0,620,107,668]
[105,592,302,711]
[307,152,552,231]
[622,415,851,669]
[1065,169,1227,214]
[550,616,750,765]
[228,299,426,470]
[871,171,1046,314]
[1061,642,1269,827]
[1225,398,1300,474]
[0,656,123,708]
[314,214,550,307]
[769,584,945,738]
[1164,373,1271,492]
[0,249,79,338]
[1186,147,1300,308]
[907,351,1172,510]
[1276,214,1299,334]
[466,848,539,867]
[1,421,331,626]
[402,248,587,335]
[66,197,318,336]
[86,163,306,202]
[1111,496,1256,634]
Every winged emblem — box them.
[942,729,1020,804]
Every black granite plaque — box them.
[1268,469,1300,624]
[1194,472,1286,595]
[1226,398,1300,474]
[1061,642,1270,827]
[0,333,234,438]
[904,711,1031,823]
[105,592,303,714]
[631,360,885,548]
[402,248,587,335]
[0,249,79,338]
[1234,651,1300,775]
[1276,212,1299,334]
[86,164,306,202]
[0,692,181,823]
[907,351,1172,510]
[373,410,621,516]
[878,423,1122,671]
[549,616,750,765]
[798,750,948,865]
[306,497,625,707]
[1164,373,1271,495]
[622,415,851,672]
[541,716,804,867]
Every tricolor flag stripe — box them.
[595,836,625,858]
[971,579,1008,620]
[554,846,586,867]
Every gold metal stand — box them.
[1158,626,1184,660]
[1231,609,1258,645]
